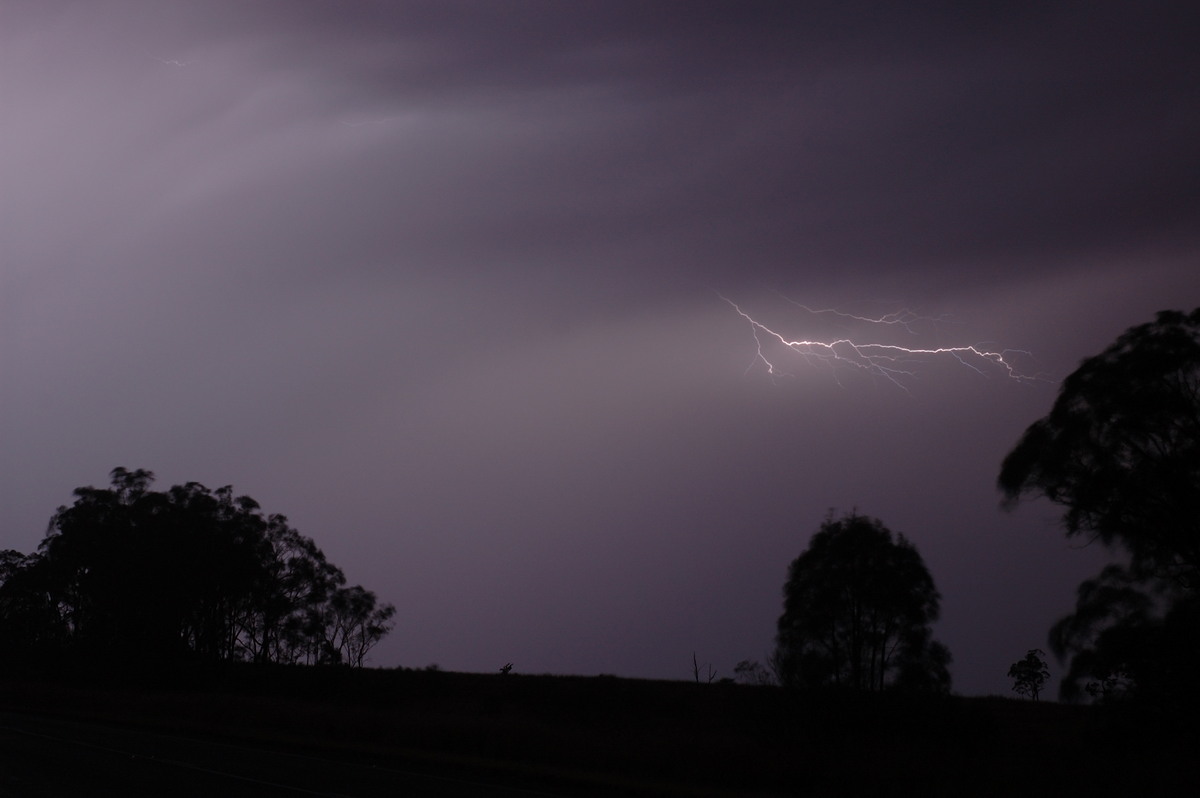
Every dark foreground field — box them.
[1,664,1197,797]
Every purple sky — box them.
[2,1,1197,695]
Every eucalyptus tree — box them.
[1007,649,1050,701]
[1,468,395,668]
[775,512,951,692]
[1000,308,1200,701]
[1000,309,1200,586]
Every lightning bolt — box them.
[770,290,951,335]
[720,294,1043,390]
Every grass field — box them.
[2,664,1197,796]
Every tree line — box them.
[0,468,394,668]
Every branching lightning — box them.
[721,294,1043,390]
[770,290,951,335]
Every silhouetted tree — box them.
[1048,564,1200,704]
[733,659,775,686]
[999,309,1200,702]
[1008,649,1050,701]
[0,549,66,656]
[692,652,717,683]
[775,512,951,692]
[0,468,395,668]
[239,519,347,665]
[999,309,1200,586]
[318,585,397,667]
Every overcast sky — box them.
[2,1,1197,695]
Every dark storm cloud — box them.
[244,0,1199,281]
[2,1,1197,694]
[15,0,1183,293]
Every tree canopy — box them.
[775,512,951,692]
[999,309,1200,702]
[999,308,1200,587]
[0,468,394,668]
[1007,648,1050,701]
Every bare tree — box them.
[692,652,717,683]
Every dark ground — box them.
[1,664,1197,797]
